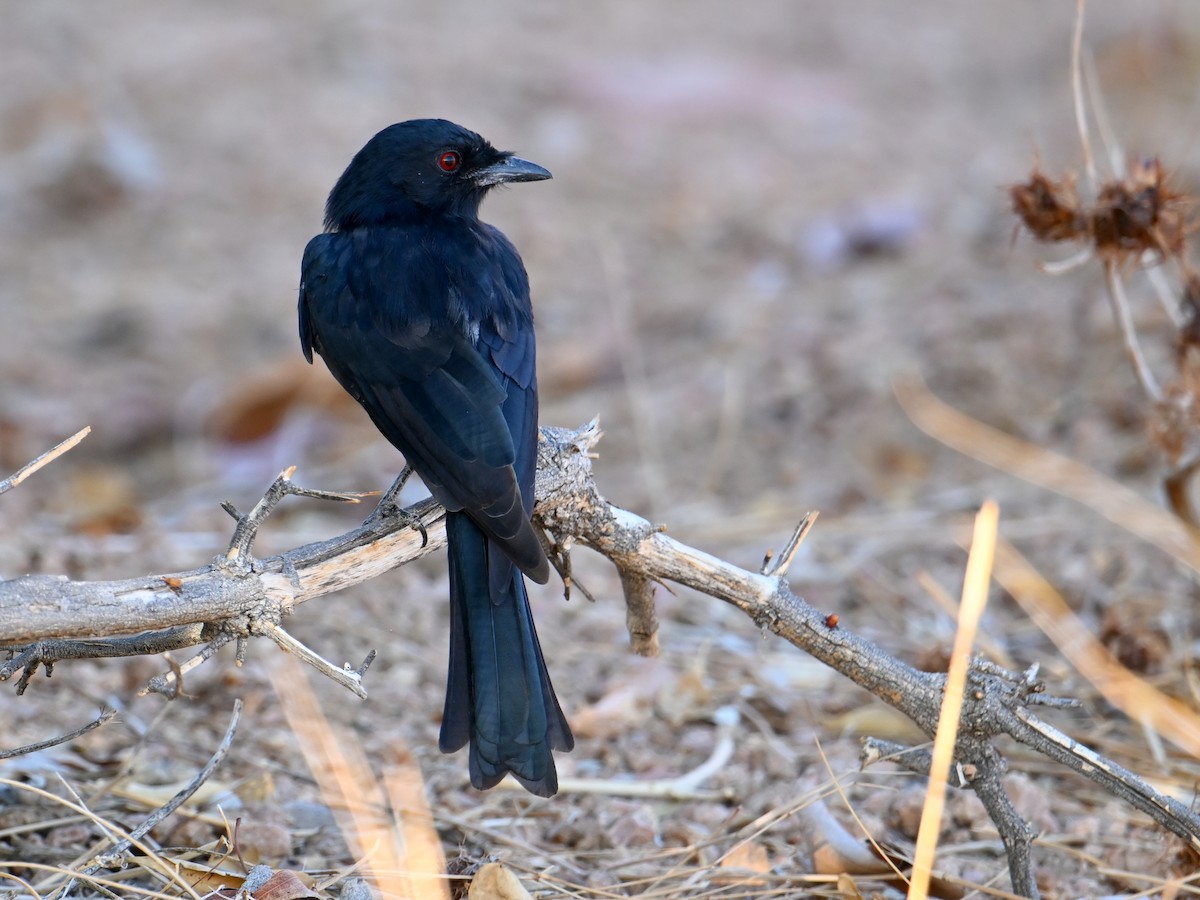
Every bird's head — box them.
[323,118,551,230]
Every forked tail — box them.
[439,511,573,795]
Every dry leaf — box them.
[836,872,866,899]
[571,658,672,738]
[827,703,926,742]
[150,857,245,895]
[467,863,532,900]
[717,840,770,885]
[254,869,321,900]
[207,357,358,444]
[204,868,320,900]
[114,778,236,810]
[656,660,711,726]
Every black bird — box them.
[298,119,573,796]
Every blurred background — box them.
[4,1,1200,891]
[2,2,1195,550]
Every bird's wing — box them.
[478,224,540,513]
[299,230,548,582]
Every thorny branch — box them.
[1,422,1199,897]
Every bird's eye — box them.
[438,151,461,173]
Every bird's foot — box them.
[364,466,429,547]
[223,467,374,572]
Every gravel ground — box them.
[4,3,1200,897]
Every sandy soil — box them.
[4,2,1200,896]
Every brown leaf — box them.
[61,464,141,535]
[718,840,771,884]
[158,858,245,895]
[571,657,673,738]
[204,870,320,900]
[254,869,321,900]
[207,358,358,445]
[467,863,532,900]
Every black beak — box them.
[471,155,552,187]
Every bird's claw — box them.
[366,502,429,548]
[365,467,428,547]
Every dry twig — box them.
[0,427,91,497]
[2,423,1199,896]
[69,698,242,891]
[0,707,116,760]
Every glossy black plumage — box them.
[298,119,572,795]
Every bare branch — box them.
[0,426,91,497]
[223,466,374,566]
[967,749,1037,899]
[0,496,445,650]
[2,626,203,694]
[761,511,818,578]
[2,420,1198,896]
[0,707,116,759]
[262,622,373,698]
[617,568,659,657]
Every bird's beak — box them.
[471,155,552,187]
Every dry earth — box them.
[3,3,1200,897]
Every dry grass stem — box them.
[268,651,451,899]
[909,501,997,900]
[896,375,1200,572]
[1,777,204,899]
[992,539,1200,758]
[1071,0,1096,190]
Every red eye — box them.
[438,151,461,172]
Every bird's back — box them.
[299,220,548,582]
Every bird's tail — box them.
[439,511,573,796]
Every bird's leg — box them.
[373,465,414,517]
[365,465,428,546]
[538,525,598,604]
[223,468,372,572]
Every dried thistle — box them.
[1010,170,1084,243]
[1011,157,1193,266]
[1092,157,1189,265]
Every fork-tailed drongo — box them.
[298,119,572,796]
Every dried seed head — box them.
[1092,157,1188,264]
[1010,170,1085,243]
